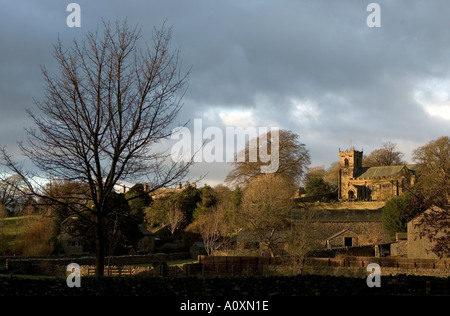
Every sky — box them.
[1,0,450,187]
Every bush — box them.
[14,217,56,255]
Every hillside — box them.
[303,201,385,210]
[293,201,385,222]
[0,216,27,254]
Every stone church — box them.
[338,148,417,201]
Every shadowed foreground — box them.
[0,274,448,296]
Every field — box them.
[0,216,27,253]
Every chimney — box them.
[177,182,182,189]
[185,181,190,188]
[143,183,148,192]
[192,182,197,189]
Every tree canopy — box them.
[382,195,409,236]
[363,141,405,167]
[225,129,310,187]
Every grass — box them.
[304,201,386,210]
[167,258,197,267]
[0,273,62,280]
[132,258,198,268]
[1,216,28,251]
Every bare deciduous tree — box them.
[167,207,186,235]
[0,204,7,255]
[0,175,26,215]
[362,222,389,245]
[238,174,296,257]
[195,204,227,256]
[0,21,191,275]
[363,141,405,167]
[284,208,319,274]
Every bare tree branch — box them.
[0,20,192,276]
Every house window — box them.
[344,237,353,247]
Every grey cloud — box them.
[1,0,449,185]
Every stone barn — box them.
[325,229,360,249]
[407,206,449,259]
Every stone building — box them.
[407,206,449,259]
[150,181,196,200]
[60,216,84,256]
[338,148,417,201]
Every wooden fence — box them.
[84,265,183,277]
[81,256,449,277]
[184,256,282,276]
[308,256,450,269]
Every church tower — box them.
[338,148,363,200]
[339,148,363,176]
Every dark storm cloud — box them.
[1,0,449,184]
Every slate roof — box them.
[406,164,421,175]
[326,229,358,241]
[353,165,406,179]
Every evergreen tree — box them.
[382,195,408,236]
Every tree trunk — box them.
[95,219,105,277]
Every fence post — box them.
[240,257,242,274]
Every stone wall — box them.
[189,255,450,277]
[5,252,190,276]
[391,240,408,257]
